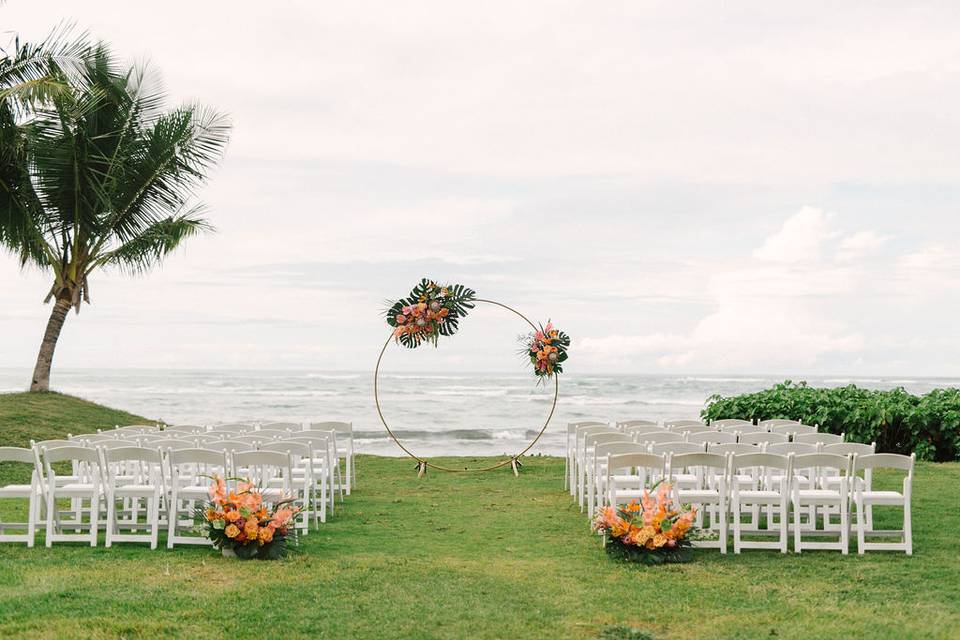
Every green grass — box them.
[0,393,959,639]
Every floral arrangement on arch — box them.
[200,475,301,560]
[523,321,569,379]
[385,278,477,348]
[591,483,696,564]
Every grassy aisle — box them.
[0,395,958,638]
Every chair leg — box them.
[779,498,788,553]
[166,493,178,549]
[719,499,727,554]
[105,496,116,548]
[732,498,741,554]
[904,499,912,556]
[27,494,37,548]
[45,489,55,548]
[90,494,99,547]
[840,499,849,555]
[856,497,865,555]
[792,500,802,553]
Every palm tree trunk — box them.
[30,297,72,392]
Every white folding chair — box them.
[638,432,687,448]
[578,430,625,509]
[0,447,40,547]
[231,451,301,533]
[112,424,161,435]
[261,421,302,430]
[668,452,728,553]
[565,421,606,492]
[605,453,666,508]
[669,423,715,435]
[41,446,101,547]
[573,426,619,503]
[303,429,345,502]
[760,419,805,430]
[581,433,632,512]
[208,423,256,434]
[823,442,876,529]
[771,423,818,438]
[729,452,792,553]
[622,424,668,438]
[166,448,229,548]
[791,453,852,554]
[286,435,337,513]
[163,424,207,435]
[99,446,164,549]
[310,421,355,495]
[853,453,914,555]
[260,441,318,529]
[588,442,647,518]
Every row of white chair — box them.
[94,420,356,495]
[566,419,823,495]
[0,434,343,549]
[595,450,914,555]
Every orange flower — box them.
[652,534,667,548]
[224,524,240,538]
[626,500,641,513]
[258,527,274,545]
[244,520,259,540]
[225,509,241,522]
[205,508,219,521]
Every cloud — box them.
[753,207,834,263]
[836,230,889,261]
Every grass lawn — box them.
[0,393,958,639]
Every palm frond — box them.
[0,23,90,109]
[93,207,213,275]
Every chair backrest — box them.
[203,440,254,453]
[80,433,120,443]
[606,452,666,475]
[730,452,792,474]
[584,432,632,449]
[261,421,301,430]
[670,423,715,435]
[822,442,875,456]
[102,445,164,464]
[32,438,74,449]
[759,419,805,429]
[771,423,818,436]
[794,432,844,445]
[639,432,687,446]
[310,421,352,435]
[252,429,289,439]
[210,423,256,433]
[96,439,138,450]
[721,423,765,434]
[622,424,667,436]
[577,425,615,443]
[650,441,705,456]
[114,424,160,433]
[0,446,35,464]
[232,450,293,490]
[738,432,789,446]
[854,452,915,473]
[663,419,704,429]
[792,452,851,475]
[594,442,648,460]
[164,424,207,434]
[567,421,607,437]
[708,442,762,455]
[41,445,99,464]
[766,442,818,455]
[668,452,727,474]
[148,438,197,450]
[615,419,658,429]
[688,431,737,445]
[260,441,311,458]
[169,447,230,467]
[710,418,753,428]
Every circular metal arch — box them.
[373,298,559,472]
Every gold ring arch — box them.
[373,298,559,472]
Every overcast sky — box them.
[2,1,959,376]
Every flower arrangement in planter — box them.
[200,475,301,560]
[385,278,476,348]
[522,321,569,379]
[591,484,696,565]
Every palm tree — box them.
[0,36,230,391]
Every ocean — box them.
[1,369,955,457]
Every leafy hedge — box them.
[701,381,960,461]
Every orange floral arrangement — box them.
[201,475,301,559]
[523,321,570,379]
[591,483,696,564]
[385,279,476,348]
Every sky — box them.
[2,1,959,376]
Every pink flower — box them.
[396,314,406,324]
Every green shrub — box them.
[701,381,960,461]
